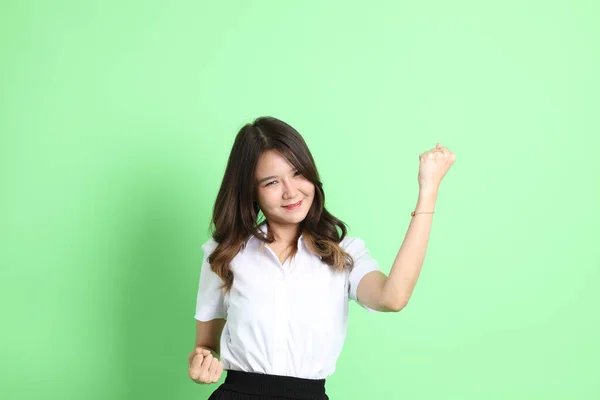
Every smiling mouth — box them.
[283,200,302,209]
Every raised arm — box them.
[357,143,455,311]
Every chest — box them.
[224,252,349,327]
[264,242,294,265]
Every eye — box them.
[264,171,301,187]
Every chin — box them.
[280,211,309,225]
[290,214,308,224]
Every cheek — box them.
[303,182,316,197]
[257,189,279,208]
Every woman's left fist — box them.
[418,143,456,191]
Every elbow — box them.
[379,281,411,312]
[381,297,408,312]
[388,302,407,312]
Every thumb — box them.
[436,143,441,149]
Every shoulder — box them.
[339,236,367,252]
[201,238,219,255]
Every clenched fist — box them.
[418,143,456,191]
[188,347,224,384]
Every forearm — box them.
[382,188,438,309]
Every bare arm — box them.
[356,188,437,311]
[194,318,226,359]
[381,188,437,310]
[357,143,455,311]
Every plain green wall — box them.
[1,1,598,399]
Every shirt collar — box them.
[243,222,306,252]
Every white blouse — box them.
[194,223,382,379]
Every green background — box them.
[1,1,598,399]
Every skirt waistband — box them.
[222,369,327,399]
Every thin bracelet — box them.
[411,211,435,217]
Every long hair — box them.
[208,116,354,293]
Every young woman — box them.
[188,116,455,399]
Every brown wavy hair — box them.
[207,116,355,293]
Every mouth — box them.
[282,200,303,210]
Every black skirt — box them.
[208,370,329,400]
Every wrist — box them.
[415,189,438,212]
[196,345,220,359]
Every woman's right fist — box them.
[188,347,224,384]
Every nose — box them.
[282,178,299,200]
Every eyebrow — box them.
[257,167,297,184]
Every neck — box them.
[266,221,301,245]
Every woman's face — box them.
[254,150,315,227]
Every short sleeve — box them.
[342,236,382,313]
[194,239,227,321]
